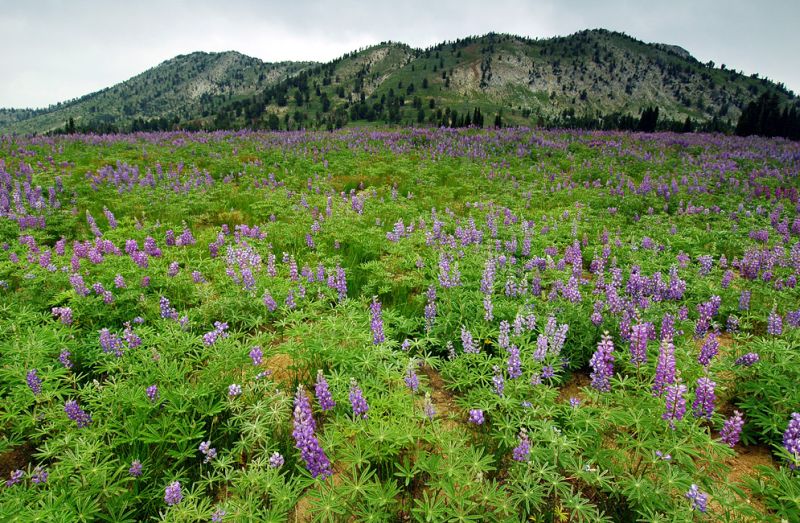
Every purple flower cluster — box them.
[51,306,73,325]
[492,365,504,397]
[506,344,522,379]
[720,411,744,447]
[468,409,485,425]
[199,440,217,463]
[685,484,708,513]
[767,310,783,336]
[349,379,369,419]
[293,386,332,479]
[370,297,385,345]
[146,385,159,402]
[5,469,24,487]
[629,323,648,367]
[652,340,676,397]
[64,399,92,428]
[424,285,436,332]
[129,460,143,477]
[422,393,436,420]
[26,369,42,396]
[589,333,615,392]
[269,451,284,468]
[512,429,531,462]
[461,327,478,354]
[249,346,263,366]
[735,353,760,366]
[263,291,277,311]
[164,481,183,506]
[228,384,242,397]
[698,333,719,367]
[203,321,229,346]
[315,370,336,411]
[692,377,716,419]
[404,363,420,392]
[662,383,687,429]
[59,349,73,369]
[783,412,800,467]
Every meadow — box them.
[0,127,799,522]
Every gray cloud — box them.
[1,0,797,108]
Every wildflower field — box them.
[1,127,799,522]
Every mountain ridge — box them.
[1,29,796,134]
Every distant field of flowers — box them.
[1,127,799,521]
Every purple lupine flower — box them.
[191,271,205,283]
[692,377,716,419]
[269,452,284,468]
[401,339,412,351]
[483,295,493,321]
[114,274,126,288]
[167,261,180,278]
[783,412,800,468]
[461,327,477,354]
[720,411,744,447]
[468,409,485,425]
[404,363,420,392]
[144,384,158,402]
[569,397,580,408]
[315,370,336,411]
[69,273,90,296]
[5,469,24,487]
[492,365,504,397]
[735,353,759,366]
[541,365,556,380]
[64,399,92,428]
[292,385,332,478]
[662,383,687,429]
[285,290,296,309]
[129,460,143,477]
[160,296,178,320]
[534,334,548,361]
[370,297,385,345]
[629,323,648,367]
[424,285,436,332]
[164,481,183,506]
[721,270,734,289]
[211,508,226,522]
[228,384,242,397]
[698,333,719,367]
[349,379,369,419]
[263,291,277,312]
[512,429,531,462]
[685,484,708,513]
[31,467,47,484]
[589,333,615,392]
[507,344,522,379]
[767,310,783,336]
[199,441,217,463]
[59,349,73,369]
[726,315,739,332]
[655,450,671,461]
[652,339,676,397]
[249,346,263,366]
[498,321,510,350]
[26,369,42,396]
[422,392,436,420]
[738,290,751,311]
[52,306,73,325]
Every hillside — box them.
[0,52,314,134]
[2,29,797,134]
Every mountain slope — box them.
[1,52,314,134]
[2,29,797,134]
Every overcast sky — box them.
[1,0,797,108]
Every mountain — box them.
[2,29,797,134]
[0,52,314,134]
